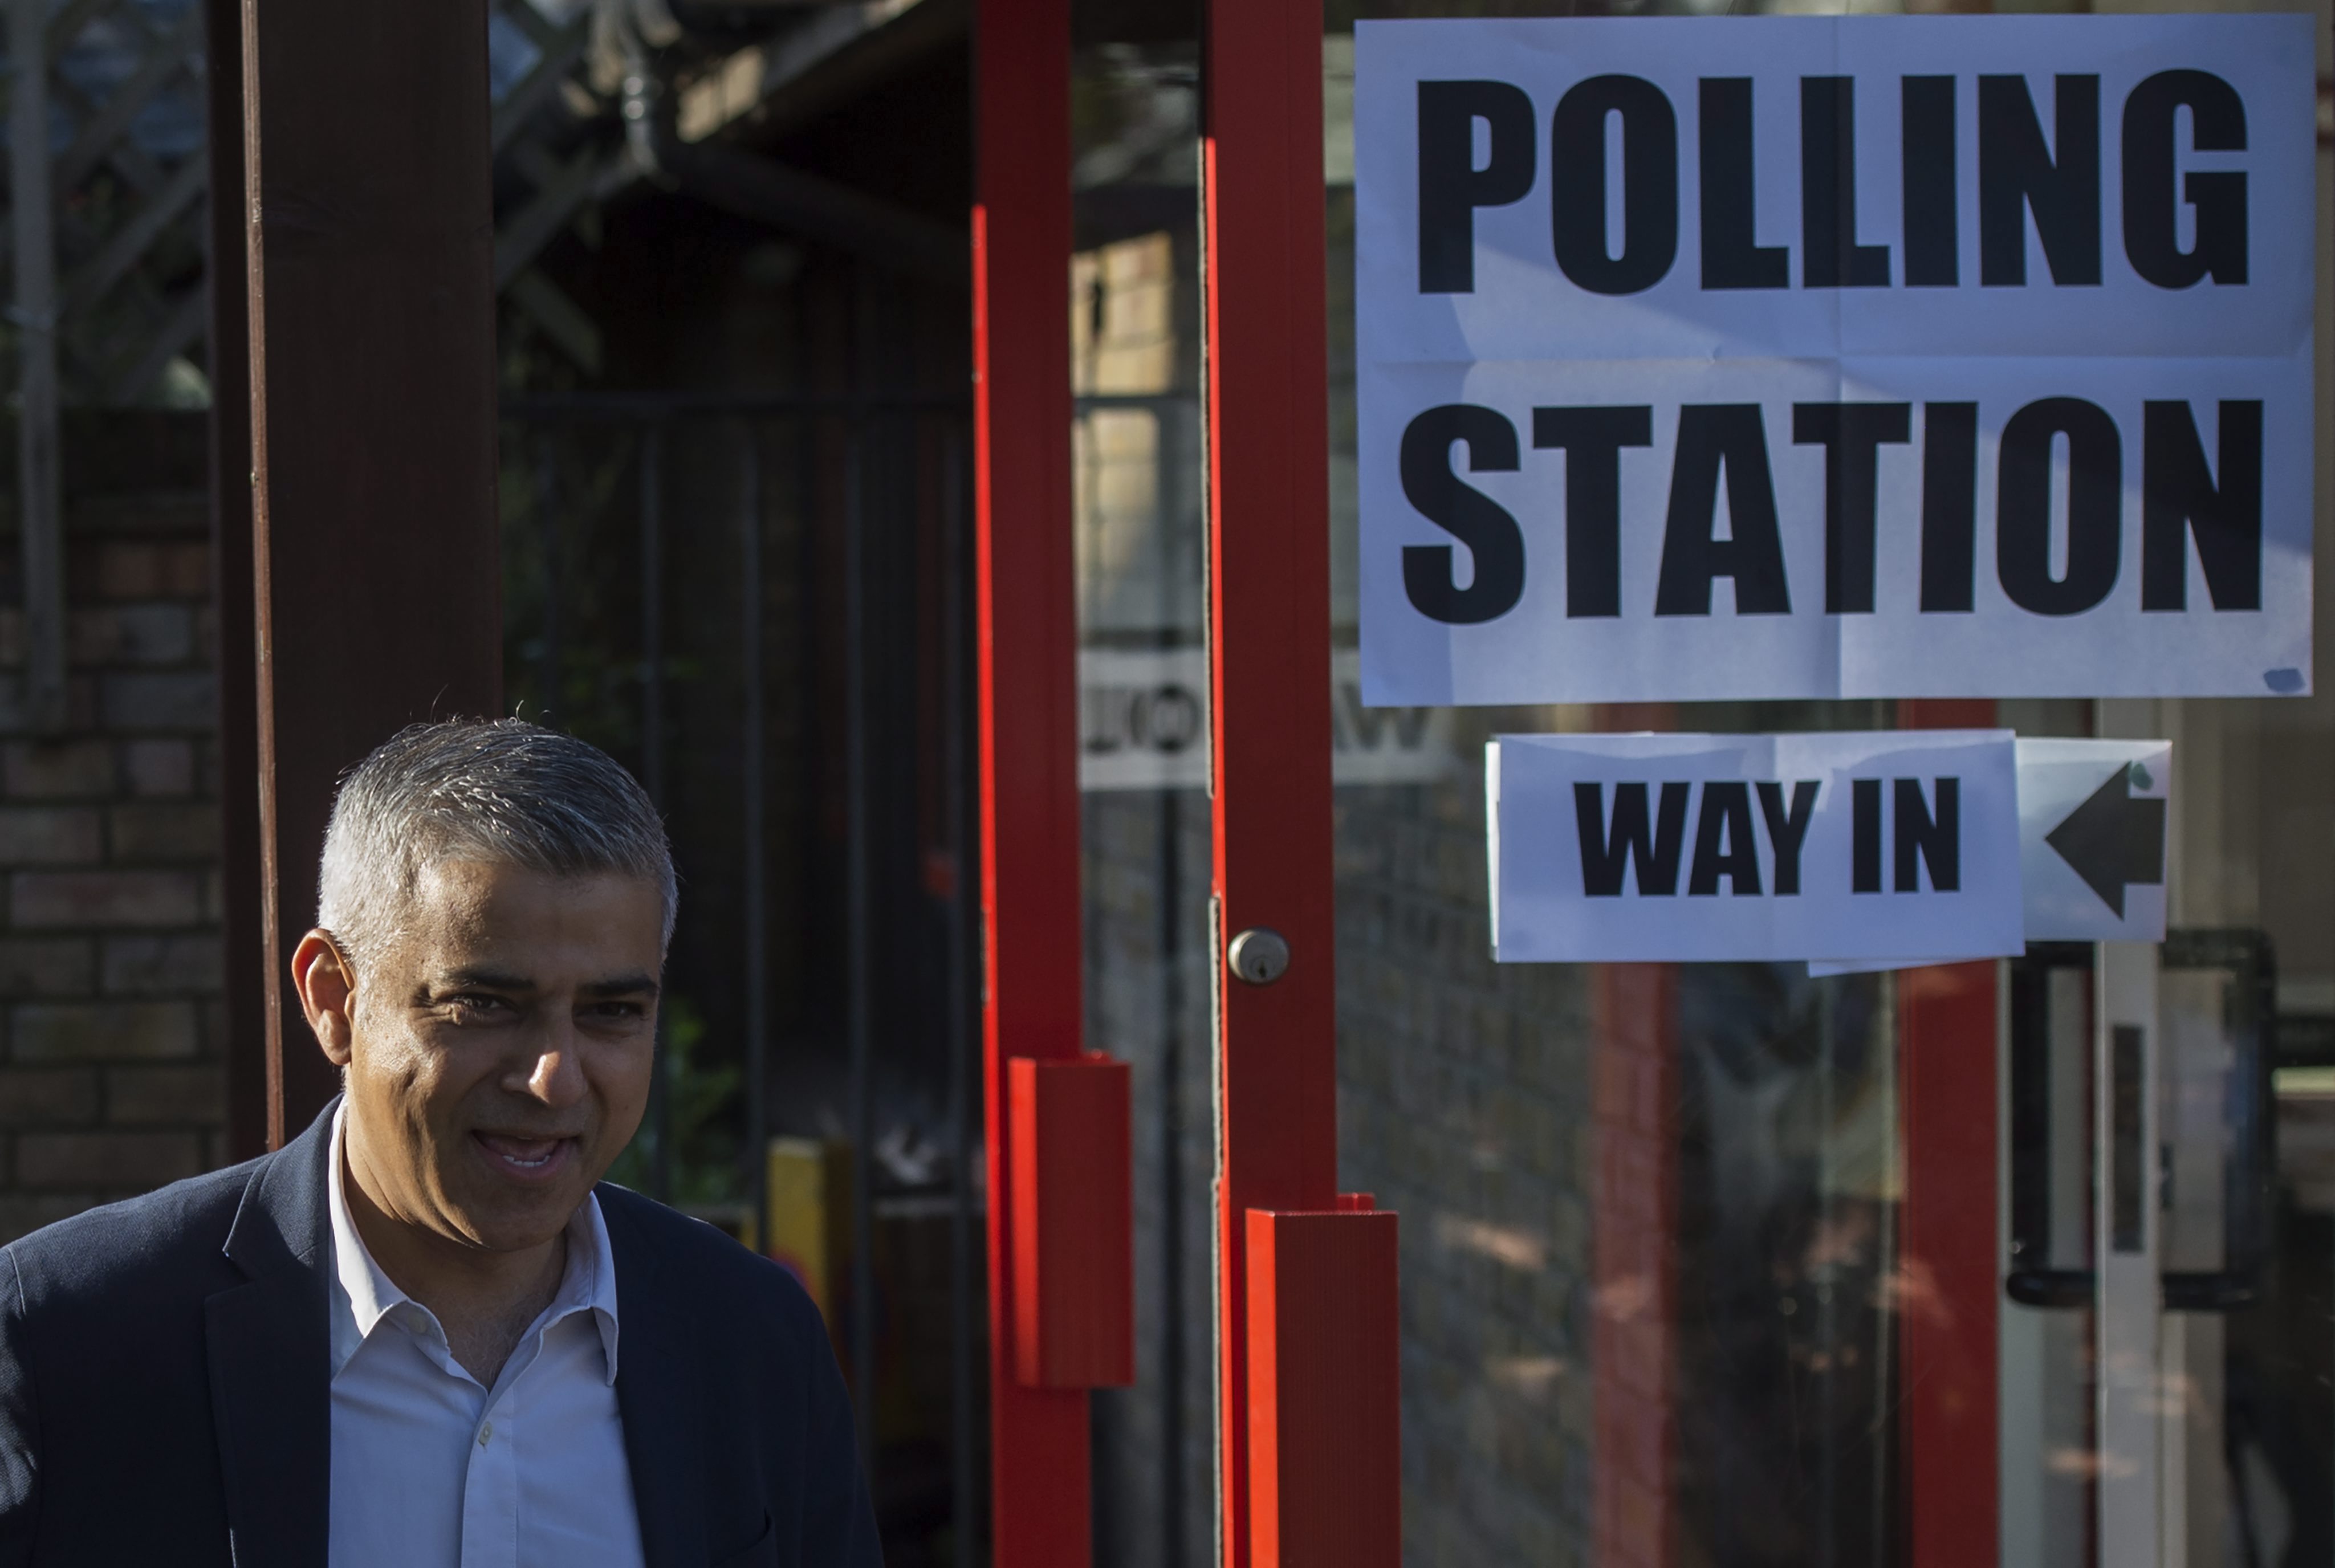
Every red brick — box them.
[70,605,195,667]
[3,740,113,799]
[0,680,102,736]
[99,673,214,732]
[0,1193,96,1244]
[0,807,101,865]
[122,739,194,798]
[11,870,201,928]
[15,1130,202,1191]
[108,803,218,862]
[104,1064,224,1126]
[100,935,221,996]
[90,542,206,602]
[12,1001,197,1061]
[91,541,167,600]
[0,939,95,996]
[0,1068,98,1126]
[160,543,210,598]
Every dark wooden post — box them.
[205,0,263,1160]
[230,1,503,1145]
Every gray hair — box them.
[316,718,676,971]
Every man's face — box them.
[332,860,662,1254]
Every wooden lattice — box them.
[0,0,612,409]
[3,0,211,407]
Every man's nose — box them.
[516,1017,589,1108]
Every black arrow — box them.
[2045,764,2167,918]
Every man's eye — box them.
[446,994,512,1019]
[587,1001,646,1023]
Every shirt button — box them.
[478,1422,493,1447]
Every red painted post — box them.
[1244,1207,1401,1567]
[1895,698,2000,1568]
[1010,1055,1136,1389]
[973,1,1094,1561]
[1584,702,1681,1568]
[1205,6,1400,1566]
[1590,962,1678,1568]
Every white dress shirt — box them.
[326,1107,646,1568]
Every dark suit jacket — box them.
[0,1100,881,1567]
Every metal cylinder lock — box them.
[1226,927,1291,986]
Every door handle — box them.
[2002,931,2276,1314]
[2156,928,2276,1312]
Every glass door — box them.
[1035,5,2334,1565]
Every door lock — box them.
[1227,927,1291,986]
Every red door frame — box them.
[1204,6,1402,1566]
[1202,0,1343,1517]
[1896,699,2002,1568]
[972,2,1093,1561]
[974,2,1401,1562]
[978,13,1990,1560]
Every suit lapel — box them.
[205,1103,336,1568]
[607,1195,710,1568]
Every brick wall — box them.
[0,416,222,1243]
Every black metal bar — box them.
[655,135,969,288]
[206,0,268,1161]
[501,390,968,420]
[1155,393,1191,1568]
[845,280,878,1477]
[2112,1024,2146,1255]
[642,425,672,1205]
[536,429,562,724]
[1814,982,1839,1568]
[742,423,771,1258]
[1158,784,1187,1568]
[940,419,978,1561]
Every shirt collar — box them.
[325,1102,622,1384]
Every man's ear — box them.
[291,930,359,1068]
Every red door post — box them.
[973,3,1125,1561]
[1897,699,2002,1568]
[1205,6,1401,1565]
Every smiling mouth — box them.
[472,1131,579,1179]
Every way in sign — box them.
[1572,775,1960,898]
[1490,729,2024,964]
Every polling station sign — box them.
[1355,16,2316,705]
[1488,730,2023,964]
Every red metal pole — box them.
[1206,7,1396,1566]
[1590,962,1678,1568]
[1587,704,1679,1568]
[973,2,1093,1561]
[1895,698,2001,1568]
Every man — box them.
[0,719,880,1566]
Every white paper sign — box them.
[1807,735,2172,972]
[1356,16,2316,704]
[2015,737,2171,943]
[1488,730,2023,963]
